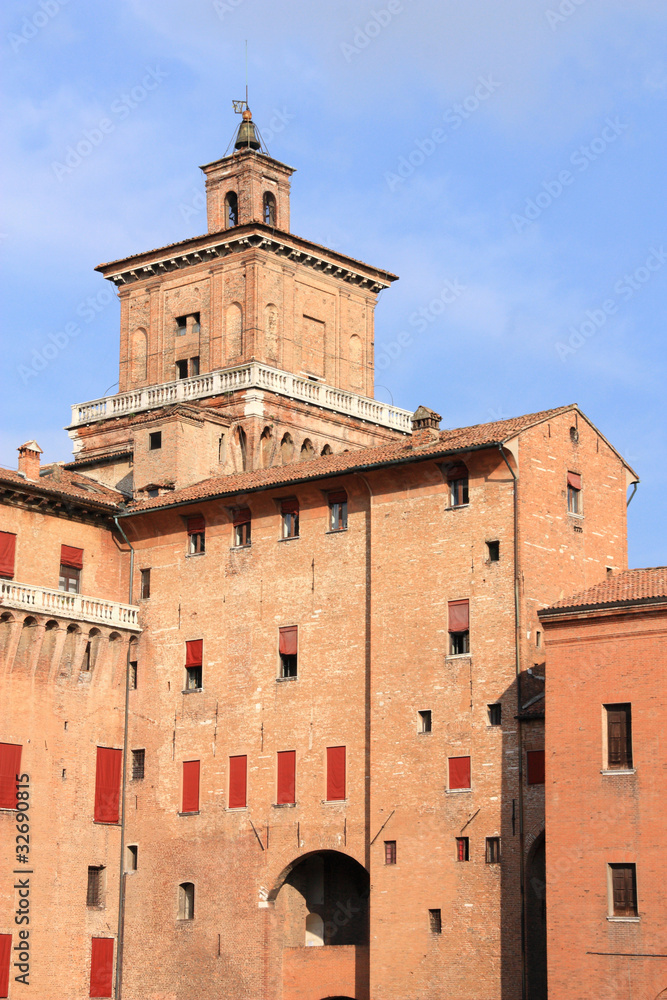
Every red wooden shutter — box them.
[277,750,296,805]
[61,544,84,569]
[233,507,251,525]
[527,750,545,785]
[567,472,582,490]
[89,937,114,997]
[448,600,469,633]
[0,934,11,999]
[0,743,22,810]
[94,747,122,823]
[185,640,203,667]
[328,490,347,504]
[279,626,298,656]
[280,498,299,514]
[327,746,346,801]
[187,515,205,533]
[182,760,200,813]
[449,756,471,790]
[229,755,247,808]
[0,532,16,578]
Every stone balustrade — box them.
[1,581,141,631]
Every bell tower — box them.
[202,108,294,233]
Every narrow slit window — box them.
[225,191,238,228]
[86,866,104,907]
[140,569,151,600]
[456,837,469,862]
[82,641,91,671]
[233,508,251,547]
[429,909,442,934]
[486,837,501,864]
[328,490,348,531]
[605,704,632,770]
[279,626,298,678]
[131,749,145,780]
[178,882,195,920]
[418,710,432,733]
[263,191,276,226]
[126,845,138,871]
[384,840,397,865]
[610,863,637,917]
[567,471,582,514]
[129,661,138,690]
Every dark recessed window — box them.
[486,837,501,864]
[233,508,251,547]
[129,660,137,690]
[263,191,277,226]
[280,498,299,539]
[176,316,187,336]
[487,540,500,562]
[448,599,470,655]
[328,491,348,531]
[526,749,545,785]
[225,191,238,229]
[126,845,138,872]
[384,840,397,865]
[429,909,442,934]
[190,356,200,376]
[418,710,432,733]
[131,749,145,780]
[86,866,104,907]
[446,463,469,507]
[187,516,205,555]
[610,863,637,917]
[140,569,151,599]
[605,704,633,770]
[185,639,203,691]
[279,626,298,678]
[488,704,502,726]
[456,837,469,862]
[178,882,195,920]
[149,432,162,451]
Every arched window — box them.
[260,426,273,468]
[300,439,314,461]
[305,912,324,947]
[234,426,248,472]
[178,882,195,920]
[321,444,332,456]
[263,191,276,226]
[281,433,294,465]
[225,191,238,228]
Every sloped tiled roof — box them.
[540,567,667,615]
[123,404,581,514]
[0,465,125,511]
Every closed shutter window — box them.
[277,750,296,805]
[0,934,11,999]
[94,748,122,824]
[0,743,22,810]
[89,937,114,998]
[229,755,247,808]
[526,750,545,785]
[326,746,346,801]
[182,760,200,813]
[0,532,16,579]
[448,756,471,790]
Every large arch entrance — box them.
[271,851,370,1000]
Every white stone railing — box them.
[0,582,141,631]
[70,362,413,433]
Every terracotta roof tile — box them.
[541,567,667,614]
[123,404,579,514]
[0,465,125,511]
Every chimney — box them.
[17,440,43,480]
[410,406,443,444]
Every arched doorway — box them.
[526,832,547,1000]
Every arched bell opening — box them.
[272,850,369,949]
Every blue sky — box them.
[1,0,665,566]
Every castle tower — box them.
[67,108,412,495]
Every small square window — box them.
[488,704,502,726]
[429,909,442,934]
[486,540,500,562]
[609,863,637,917]
[131,749,145,780]
[149,432,162,451]
[140,569,151,599]
[418,710,432,733]
[129,661,137,690]
[456,837,469,862]
[186,665,202,691]
[384,840,397,865]
[86,866,104,907]
[486,837,501,864]
[126,845,138,872]
[176,359,188,380]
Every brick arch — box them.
[267,849,368,904]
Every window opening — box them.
[140,569,151,600]
[233,508,251,547]
[384,840,397,865]
[456,837,470,862]
[277,750,296,805]
[176,359,188,380]
[185,639,203,691]
[176,316,187,336]
[82,641,91,671]
[0,743,22,809]
[448,756,471,791]
[190,356,200,376]
[126,845,138,871]
[187,516,205,555]
[59,545,83,593]
[280,498,299,539]
[486,837,501,863]
[446,463,469,507]
[567,471,582,514]
[129,661,138,690]
[605,704,632,770]
[0,530,16,579]
[448,599,470,654]
[131,749,145,780]
[279,626,298,678]
[326,746,346,801]
[488,704,502,726]
[429,909,442,934]
[178,882,195,920]
[610,863,637,917]
[181,760,200,813]
[225,191,238,228]
[229,755,247,808]
[149,432,162,451]
[486,540,500,562]
[328,490,348,531]
[86,866,104,907]
[418,710,432,733]
[535,630,542,649]
[526,749,545,785]
[263,191,276,226]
